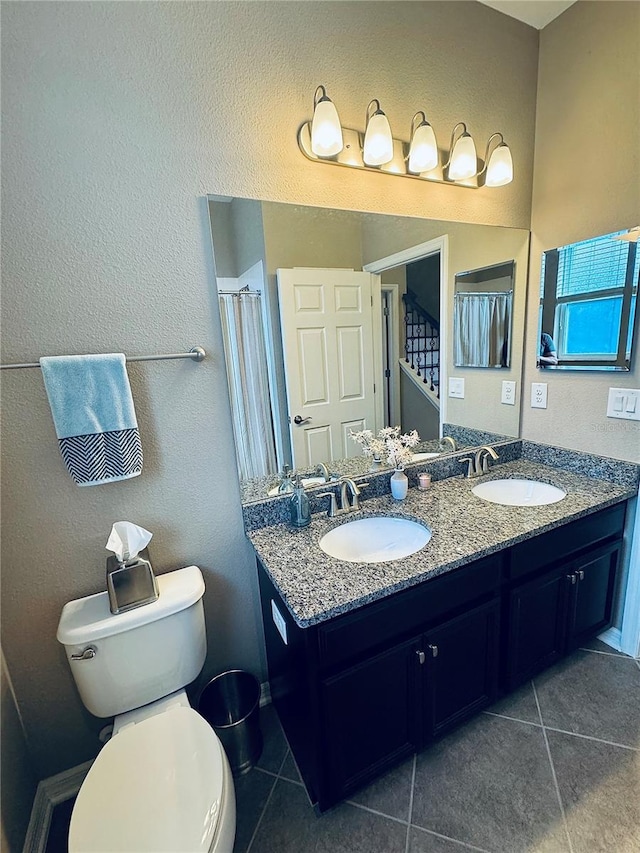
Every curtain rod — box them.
[218,289,261,296]
[0,346,206,371]
[455,290,513,297]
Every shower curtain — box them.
[218,293,278,480]
[453,292,511,368]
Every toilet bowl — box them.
[57,566,236,853]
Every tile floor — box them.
[235,640,640,853]
[46,640,640,853]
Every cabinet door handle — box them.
[578,570,585,581]
[416,650,426,665]
[567,573,577,585]
[428,644,438,658]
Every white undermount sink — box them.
[319,516,432,563]
[471,478,567,507]
[411,452,440,462]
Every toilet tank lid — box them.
[57,565,205,646]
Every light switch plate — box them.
[531,382,548,409]
[448,377,465,399]
[607,388,640,421]
[501,380,516,405]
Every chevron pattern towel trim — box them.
[58,428,143,486]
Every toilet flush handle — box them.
[71,646,97,661]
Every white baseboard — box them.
[22,760,93,853]
[597,626,622,651]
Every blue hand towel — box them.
[40,354,143,486]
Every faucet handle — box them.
[317,491,338,517]
[458,456,476,478]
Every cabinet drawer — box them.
[508,502,626,581]
[317,554,502,670]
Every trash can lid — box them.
[69,707,225,853]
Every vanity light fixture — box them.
[408,111,439,173]
[310,85,343,157]
[363,99,394,166]
[297,86,513,189]
[445,123,478,182]
[481,133,514,187]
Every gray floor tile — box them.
[279,748,302,784]
[250,778,407,852]
[347,755,414,821]
[408,825,490,852]
[547,729,640,853]
[485,681,540,724]
[233,769,277,853]
[255,703,289,774]
[534,649,640,747]
[412,714,569,853]
[580,637,628,656]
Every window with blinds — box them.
[539,230,639,370]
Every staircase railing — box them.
[402,291,440,397]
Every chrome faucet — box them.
[318,477,368,517]
[458,446,499,478]
[440,435,457,452]
[475,445,499,475]
[315,462,331,482]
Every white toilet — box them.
[57,565,236,853]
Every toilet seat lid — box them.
[69,706,225,853]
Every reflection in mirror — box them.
[454,261,514,368]
[537,228,639,371]
[207,198,529,502]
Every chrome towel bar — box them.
[1,346,206,370]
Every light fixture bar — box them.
[298,122,483,188]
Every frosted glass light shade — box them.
[485,143,513,186]
[311,98,343,157]
[408,123,438,173]
[363,111,393,166]
[448,133,478,181]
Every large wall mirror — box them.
[207,198,529,501]
[537,228,639,371]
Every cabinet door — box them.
[567,541,619,651]
[507,566,570,690]
[320,636,422,803]
[424,599,500,739]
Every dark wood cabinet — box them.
[425,599,500,739]
[257,501,626,812]
[321,635,422,800]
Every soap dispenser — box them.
[278,464,295,494]
[290,475,311,528]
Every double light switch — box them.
[607,388,640,421]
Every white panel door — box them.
[277,268,376,470]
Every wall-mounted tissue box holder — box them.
[106,548,159,615]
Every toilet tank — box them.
[57,566,207,718]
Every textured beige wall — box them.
[1,1,538,779]
[1,652,37,853]
[522,1,640,461]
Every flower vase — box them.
[390,468,408,501]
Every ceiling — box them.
[478,1,577,29]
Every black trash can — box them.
[198,670,262,776]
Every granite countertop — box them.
[248,459,635,628]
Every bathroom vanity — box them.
[247,452,636,812]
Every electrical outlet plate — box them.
[531,382,548,409]
[607,388,640,421]
[501,380,516,405]
[448,377,465,399]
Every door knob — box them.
[293,415,311,425]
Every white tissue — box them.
[106,521,152,563]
